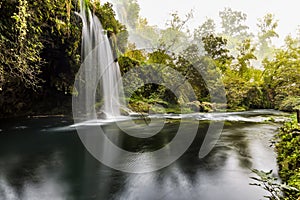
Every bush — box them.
[279,96,300,112]
[276,117,300,199]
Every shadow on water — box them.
[0,111,284,199]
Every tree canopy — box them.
[0,1,299,115]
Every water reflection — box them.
[0,111,283,199]
[0,152,69,200]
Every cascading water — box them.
[78,0,125,119]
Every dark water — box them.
[0,110,288,200]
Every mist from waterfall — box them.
[78,0,125,119]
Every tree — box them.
[174,44,208,100]
[256,13,279,60]
[219,8,252,57]
[90,1,128,52]
[133,17,160,48]
[194,18,216,39]
[202,34,233,72]
[234,39,257,79]
[219,7,250,38]
[263,34,300,110]
[193,18,216,54]
[158,11,193,52]
[114,0,140,30]
[114,0,159,49]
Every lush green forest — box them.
[1,0,300,199]
[0,0,126,117]
[1,0,299,117]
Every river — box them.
[0,110,289,200]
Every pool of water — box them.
[0,110,289,200]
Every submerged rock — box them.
[97,111,107,119]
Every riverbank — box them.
[276,114,300,199]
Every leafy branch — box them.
[250,169,299,200]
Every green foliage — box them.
[202,34,232,69]
[148,49,174,65]
[0,0,299,117]
[90,1,128,53]
[256,14,279,60]
[246,85,273,108]
[222,72,249,109]
[175,45,208,100]
[135,17,160,46]
[193,18,216,54]
[234,39,257,79]
[279,97,300,112]
[0,0,126,117]
[252,119,300,200]
[219,7,250,38]
[250,169,299,200]
[118,55,140,75]
[158,11,193,52]
[92,2,119,30]
[276,119,300,199]
[220,39,261,109]
[262,34,300,110]
[1,0,43,89]
[115,0,140,29]
[194,18,216,40]
[219,7,252,56]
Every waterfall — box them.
[78,0,125,119]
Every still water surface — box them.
[0,110,289,200]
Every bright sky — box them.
[106,0,300,46]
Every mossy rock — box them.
[184,101,215,112]
[186,101,202,112]
[128,101,150,113]
[200,102,214,112]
